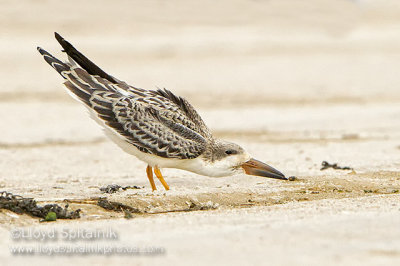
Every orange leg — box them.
[146,165,157,191]
[154,166,170,191]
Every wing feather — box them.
[38,34,212,160]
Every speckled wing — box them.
[107,95,207,159]
[52,32,212,140]
[37,36,209,159]
[149,88,212,140]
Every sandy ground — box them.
[1,0,400,265]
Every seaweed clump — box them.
[0,191,80,219]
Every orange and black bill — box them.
[242,158,287,180]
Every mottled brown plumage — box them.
[37,33,286,191]
[38,39,209,160]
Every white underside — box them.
[62,69,250,177]
[81,105,248,177]
[65,85,249,177]
[103,126,247,177]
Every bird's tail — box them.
[54,32,117,83]
[37,33,126,106]
[38,33,146,103]
[37,46,70,79]
[37,36,129,133]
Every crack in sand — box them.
[213,130,390,143]
[0,138,106,149]
[2,171,397,226]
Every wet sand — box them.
[1,0,400,265]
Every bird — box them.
[37,32,287,191]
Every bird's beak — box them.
[241,158,287,180]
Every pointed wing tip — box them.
[37,46,46,55]
[54,32,66,46]
[54,32,62,39]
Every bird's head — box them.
[203,139,287,180]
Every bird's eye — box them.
[225,150,236,155]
